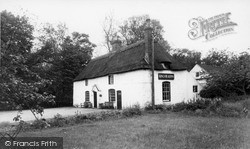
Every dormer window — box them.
[161,62,170,69]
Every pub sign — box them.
[158,73,174,80]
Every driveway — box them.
[0,107,106,124]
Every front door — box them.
[117,90,122,109]
[93,91,97,108]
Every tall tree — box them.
[29,25,96,107]
[0,10,54,116]
[119,15,166,45]
[102,14,171,51]
[102,13,117,52]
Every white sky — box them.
[1,0,250,56]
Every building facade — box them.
[73,19,201,109]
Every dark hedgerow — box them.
[28,105,142,130]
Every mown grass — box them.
[18,112,250,149]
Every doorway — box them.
[93,91,97,108]
[117,90,122,109]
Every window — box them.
[85,80,88,86]
[193,85,198,93]
[85,91,90,102]
[108,75,114,85]
[196,72,200,77]
[108,89,116,102]
[162,81,171,101]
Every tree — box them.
[119,15,166,45]
[171,48,202,70]
[29,25,96,107]
[202,49,232,66]
[0,10,54,118]
[102,13,117,52]
[50,32,95,106]
[200,52,250,99]
[102,14,171,51]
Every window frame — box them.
[162,81,171,102]
[196,72,200,77]
[108,74,114,85]
[85,91,90,102]
[193,85,198,93]
[108,89,116,102]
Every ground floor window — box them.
[162,81,171,101]
[109,89,116,102]
[193,85,198,93]
[85,91,90,102]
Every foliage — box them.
[102,14,171,51]
[49,114,68,127]
[202,49,232,67]
[0,10,54,114]
[171,48,202,70]
[29,25,96,107]
[31,119,50,129]
[200,52,250,98]
[122,104,142,117]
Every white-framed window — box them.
[85,91,90,102]
[162,81,171,101]
[108,89,116,102]
[193,85,198,93]
[85,79,88,86]
[108,75,114,85]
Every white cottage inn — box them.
[73,19,201,109]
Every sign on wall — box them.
[158,73,174,80]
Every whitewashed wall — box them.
[154,70,201,105]
[73,70,152,108]
[189,64,207,89]
[74,69,201,108]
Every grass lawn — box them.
[19,112,250,149]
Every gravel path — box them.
[0,107,106,124]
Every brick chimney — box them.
[144,19,153,63]
[110,38,122,52]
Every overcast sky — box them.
[1,0,250,56]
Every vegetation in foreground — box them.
[18,112,250,149]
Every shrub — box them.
[49,114,67,127]
[144,102,154,111]
[172,102,187,112]
[216,104,241,117]
[223,95,249,102]
[31,119,50,129]
[122,104,142,117]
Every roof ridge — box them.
[91,40,145,61]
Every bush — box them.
[216,104,241,117]
[122,104,142,117]
[223,95,249,102]
[31,119,50,129]
[172,102,187,112]
[49,114,67,127]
